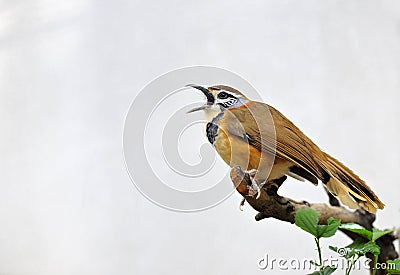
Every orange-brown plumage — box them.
[188,84,385,213]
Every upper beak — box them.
[186,84,215,113]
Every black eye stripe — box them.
[216,91,242,108]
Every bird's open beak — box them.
[186,84,215,113]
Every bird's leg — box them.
[235,169,258,209]
[246,169,262,199]
[247,169,258,177]
[248,178,261,199]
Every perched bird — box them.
[187,84,384,214]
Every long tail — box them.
[322,153,384,214]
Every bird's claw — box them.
[248,178,262,199]
[256,190,261,199]
[246,169,263,199]
[247,169,257,176]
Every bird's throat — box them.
[203,105,222,122]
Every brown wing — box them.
[226,101,384,213]
[227,101,330,183]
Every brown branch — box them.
[230,166,398,275]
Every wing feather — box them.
[227,102,329,182]
[224,101,384,213]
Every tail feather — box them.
[325,177,359,210]
[323,152,384,214]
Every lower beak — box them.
[186,105,210,113]
[186,84,215,114]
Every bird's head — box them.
[186,84,249,114]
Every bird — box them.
[186,84,384,214]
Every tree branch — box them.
[230,166,398,275]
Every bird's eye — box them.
[218,92,229,99]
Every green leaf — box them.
[308,266,337,275]
[322,266,337,275]
[330,241,380,258]
[316,217,341,238]
[339,223,373,240]
[371,228,394,242]
[346,240,380,256]
[329,246,339,253]
[295,209,319,237]
[386,259,400,274]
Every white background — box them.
[1,1,399,274]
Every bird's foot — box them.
[245,169,262,199]
[247,169,257,176]
[248,178,262,199]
